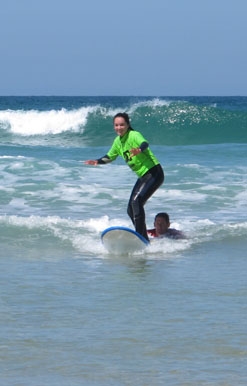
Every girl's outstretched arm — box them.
[84,155,112,165]
[84,160,98,165]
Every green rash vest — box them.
[106,130,160,177]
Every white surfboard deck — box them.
[101,226,149,254]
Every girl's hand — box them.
[84,160,98,166]
[130,148,141,157]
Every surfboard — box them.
[101,226,149,254]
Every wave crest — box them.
[0,106,100,136]
[0,97,246,146]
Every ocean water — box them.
[0,96,246,385]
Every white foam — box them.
[148,237,191,257]
[0,214,129,257]
[0,106,99,136]
[129,98,171,113]
[0,155,25,159]
[164,189,206,202]
[1,213,246,258]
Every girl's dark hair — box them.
[113,112,134,130]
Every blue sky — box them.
[1,0,246,96]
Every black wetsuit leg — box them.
[127,164,164,240]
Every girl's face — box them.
[114,116,129,137]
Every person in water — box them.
[85,112,164,241]
[147,212,185,239]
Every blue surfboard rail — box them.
[101,226,150,245]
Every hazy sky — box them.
[1,0,246,96]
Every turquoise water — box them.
[0,96,247,385]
